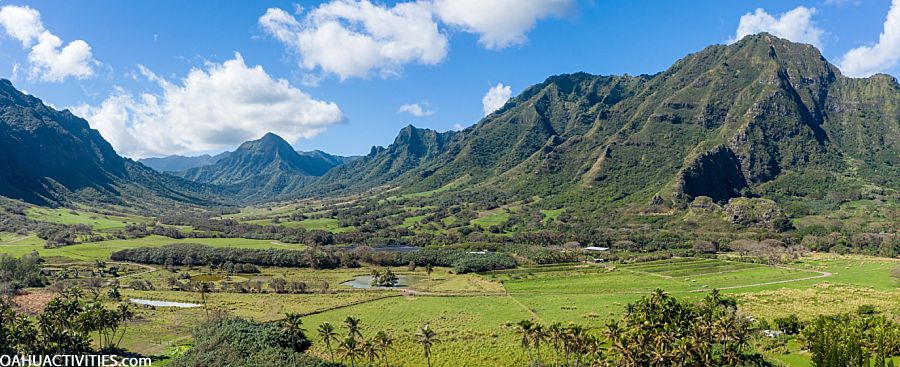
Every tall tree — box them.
[317,321,338,361]
[344,316,363,340]
[374,330,394,367]
[280,313,305,352]
[415,324,439,367]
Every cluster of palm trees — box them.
[513,290,761,367]
[0,290,134,355]
[315,316,396,367]
[603,289,755,366]
[313,316,438,367]
[515,320,600,367]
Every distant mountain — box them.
[302,125,459,195]
[172,133,354,202]
[297,33,899,217]
[0,79,218,209]
[138,152,231,173]
[141,148,355,175]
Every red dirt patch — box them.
[12,290,55,314]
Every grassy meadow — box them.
[49,253,891,367]
[3,201,897,367]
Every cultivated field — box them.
[4,223,898,367]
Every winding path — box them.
[691,268,833,292]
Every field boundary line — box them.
[687,268,832,292]
[295,294,402,318]
[619,268,673,279]
[506,293,543,323]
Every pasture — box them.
[5,236,898,367]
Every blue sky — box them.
[0,0,897,158]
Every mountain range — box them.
[0,79,217,210]
[294,33,897,216]
[139,141,356,174]
[1,33,897,215]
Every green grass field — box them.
[26,207,148,232]
[6,237,898,367]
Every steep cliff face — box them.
[676,146,748,203]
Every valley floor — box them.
[9,248,896,367]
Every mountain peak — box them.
[255,132,291,146]
[260,131,283,141]
[235,132,296,156]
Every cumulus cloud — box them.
[482,83,512,116]
[259,2,447,80]
[839,0,900,77]
[433,0,571,50]
[259,0,571,79]
[0,5,97,82]
[732,7,825,49]
[398,102,434,117]
[71,54,343,158]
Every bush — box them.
[171,317,327,367]
[774,314,802,335]
[111,244,347,269]
[452,253,517,274]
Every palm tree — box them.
[66,286,83,301]
[195,282,212,318]
[530,323,547,364]
[373,330,394,367]
[415,324,439,367]
[338,336,362,367]
[361,338,380,366]
[114,303,133,348]
[344,316,363,340]
[565,324,587,367]
[516,320,534,359]
[281,313,305,351]
[317,322,338,361]
[548,322,565,367]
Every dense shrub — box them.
[111,244,349,269]
[0,252,44,289]
[171,317,331,367]
[803,314,900,367]
[451,253,517,273]
[399,248,517,273]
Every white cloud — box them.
[0,6,42,46]
[398,102,434,117]
[72,54,343,158]
[839,0,900,77]
[0,5,97,82]
[451,123,465,131]
[433,0,571,50]
[732,7,825,49]
[482,83,512,116]
[259,2,447,80]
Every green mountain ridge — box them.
[172,132,359,203]
[0,33,897,220]
[0,79,219,210]
[294,33,898,218]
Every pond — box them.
[130,298,202,308]
[341,275,410,289]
